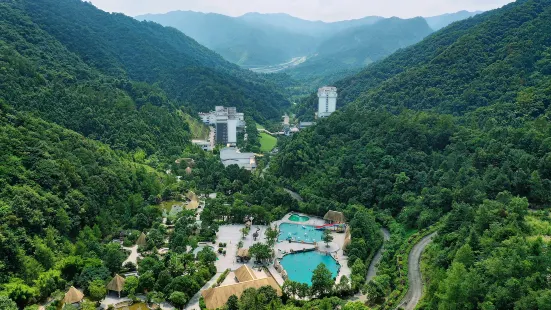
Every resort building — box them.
[220,147,256,170]
[201,265,281,309]
[106,274,125,298]
[317,86,338,118]
[199,106,246,145]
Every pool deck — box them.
[203,213,351,291]
[271,213,351,285]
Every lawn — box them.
[259,132,277,152]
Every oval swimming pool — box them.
[289,214,310,222]
[280,251,339,285]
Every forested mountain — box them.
[15,0,290,122]
[425,10,482,30]
[285,17,433,89]
[0,2,189,158]
[136,11,318,66]
[273,0,551,307]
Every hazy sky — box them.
[87,0,514,21]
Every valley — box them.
[247,56,308,74]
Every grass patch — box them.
[181,112,209,139]
[256,122,265,130]
[259,132,277,153]
[159,200,183,212]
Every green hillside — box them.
[273,0,551,307]
[18,0,290,122]
[0,2,189,158]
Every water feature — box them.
[278,223,322,243]
[280,251,339,285]
[289,214,310,222]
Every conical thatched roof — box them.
[236,248,250,258]
[136,232,147,246]
[234,265,256,282]
[186,191,197,201]
[202,276,281,309]
[185,167,192,175]
[323,210,345,223]
[106,274,126,292]
[64,286,84,304]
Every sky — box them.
[87,0,515,21]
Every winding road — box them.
[396,232,437,310]
[352,228,391,302]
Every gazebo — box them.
[106,274,126,298]
[63,286,84,306]
[323,210,345,224]
[236,248,250,263]
[136,232,147,247]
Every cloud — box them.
[87,0,514,21]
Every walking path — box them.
[283,188,303,202]
[396,232,437,310]
[122,245,139,265]
[185,272,222,310]
[366,228,391,282]
[350,228,390,302]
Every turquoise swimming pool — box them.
[278,223,323,242]
[289,214,310,222]
[280,251,339,285]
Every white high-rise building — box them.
[199,106,245,145]
[317,86,338,118]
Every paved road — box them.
[397,232,437,310]
[351,228,390,302]
[366,228,391,282]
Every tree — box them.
[454,243,475,268]
[343,301,370,310]
[103,243,126,273]
[123,276,139,298]
[80,300,96,310]
[34,270,65,300]
[322,229,334,247]
[226,294,239,310]
[249,243,272,264]
[169,291,188,309]
[0,296,17,310]
[197,247,217,265]
[88,279,107,301]
[311,263,334,297]
[265,226,278,247]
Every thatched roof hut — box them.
[185,167,192,175]
[186,200,199,210]
[323,210,345,224]
[136,232,147,247]
[201,277,281,309]
[63,286,84,304]
[237,248,250,258]
[234,265,256,282]
[106,274,126,293]
[187,191,198,202]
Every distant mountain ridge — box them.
[136,9,482,86]
[425,10,482,30]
